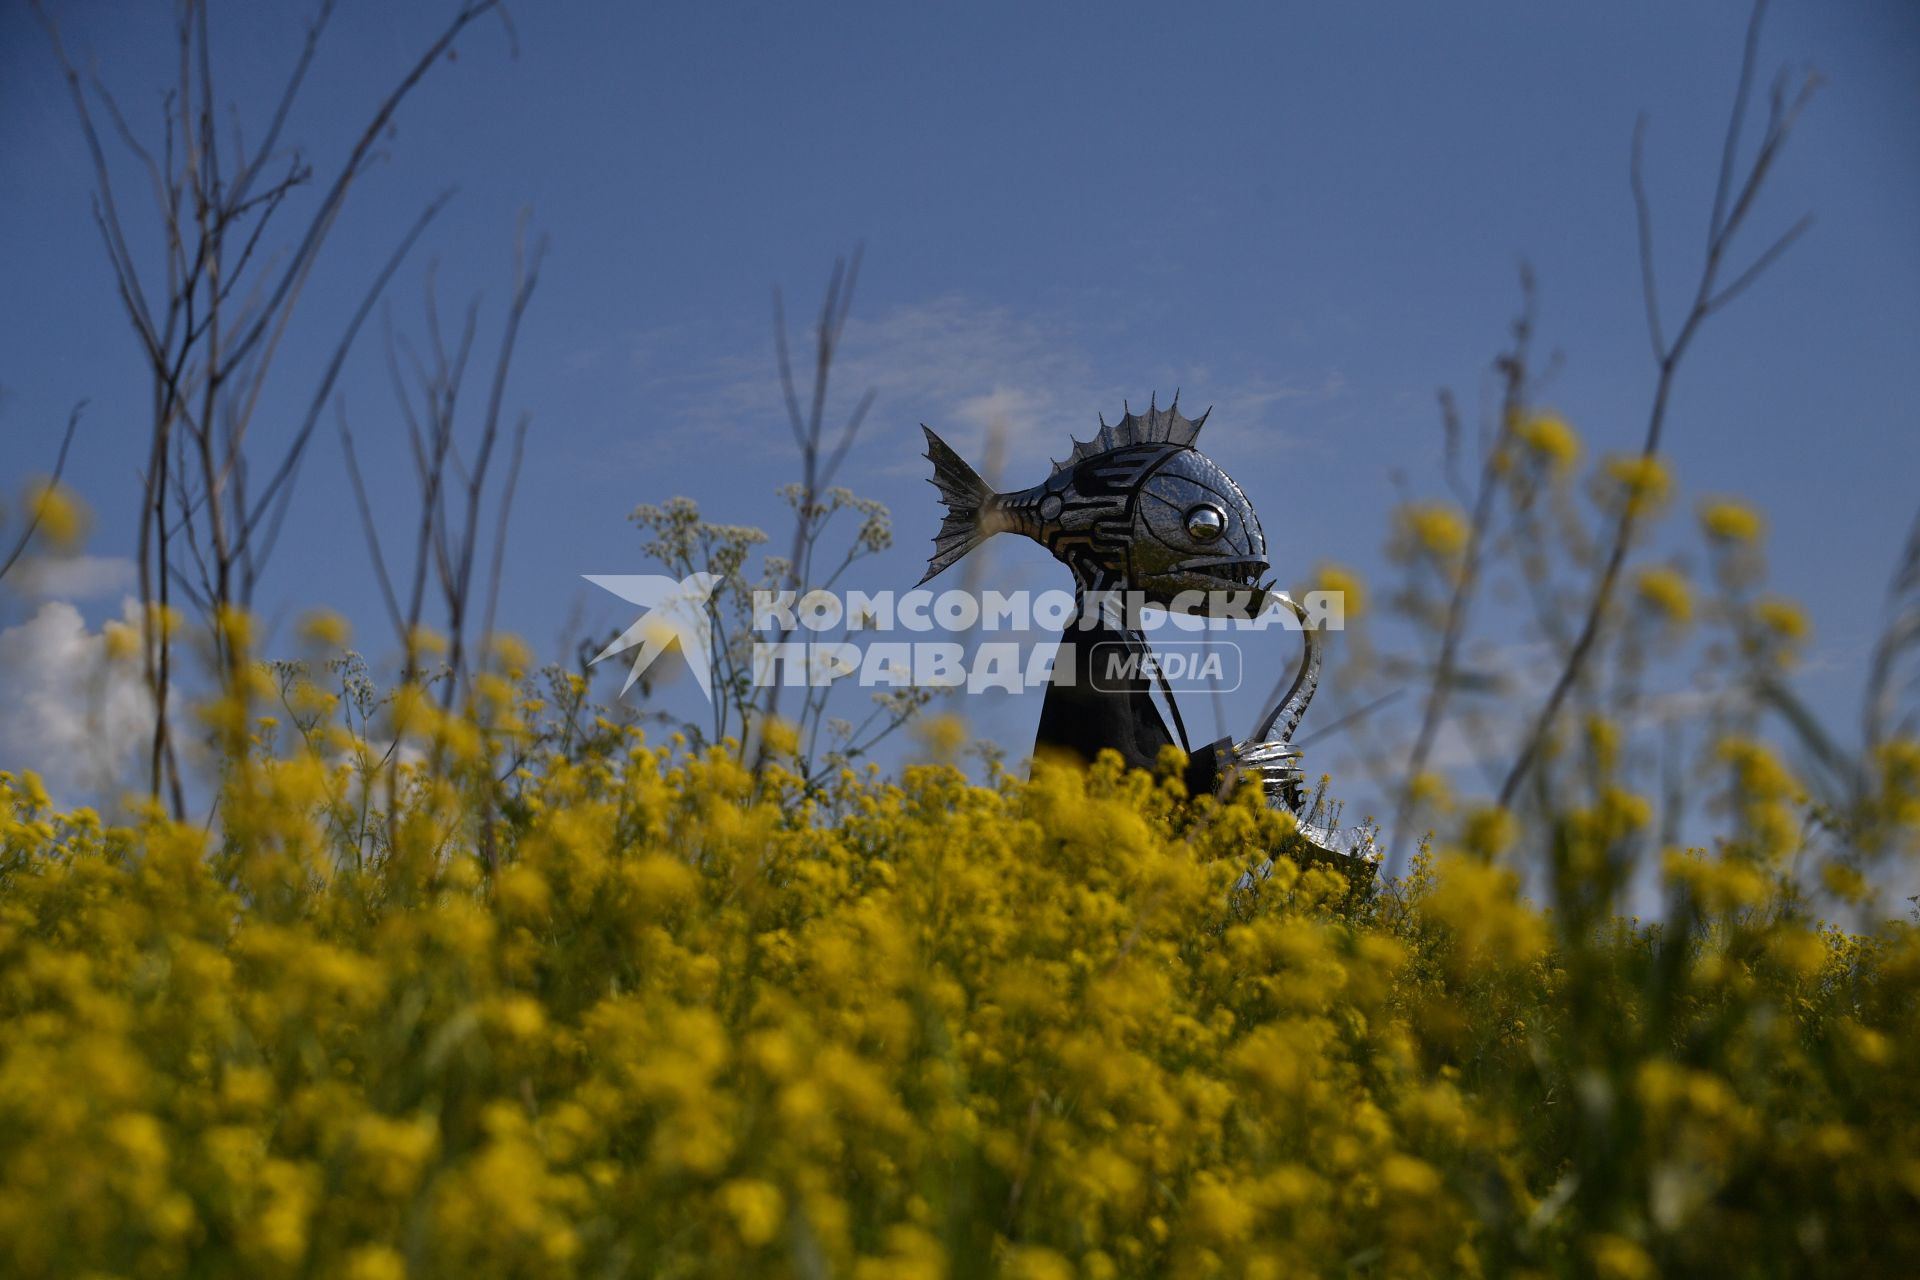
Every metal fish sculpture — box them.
[917,395,1379,877]
[917,395,1272,604]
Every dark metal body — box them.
[917,397,1378,875]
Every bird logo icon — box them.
[583,573,721,701]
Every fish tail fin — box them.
[917,425,1000,585]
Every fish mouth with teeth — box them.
[1144,556,1275,612]
[1175,556,1271,588]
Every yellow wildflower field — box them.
[2,706,1915,1277]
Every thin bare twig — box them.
[1498,0,1816,807]
[440,229,545,704]
[1390,272,1535,859]
[1863,506,1920,750]
[0,403,87,585]
[242,189,457,573]
[38,0,506,809]
[1630,116,1666,363]
[755,246,876,767]
[222,2,501,373]
[337,403,407,640]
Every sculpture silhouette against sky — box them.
[918,397,1377,874]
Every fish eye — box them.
[1185,504,1227,542]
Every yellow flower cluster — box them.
[1633,565,1693,626]
[21,478,90,550]
[1699,499,1765,544]
[1392,502,1471,563]
[1599,455,1672,518]
[0,692,1915,1277]
[1513,412,1581,474]
[1313,562,1366,621]
[1753,596,1810,646]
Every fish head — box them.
[1123,446,1269,613]
[1023,401,1271,614]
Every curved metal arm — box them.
[1233,590,1380,881]
[1252,592,1322,744]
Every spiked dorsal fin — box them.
[1050,391,1210,474]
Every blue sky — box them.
[2,0,1917,805]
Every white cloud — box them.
[0,598,154,807]
[4,553,138,599]
[635,294,1343,478]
